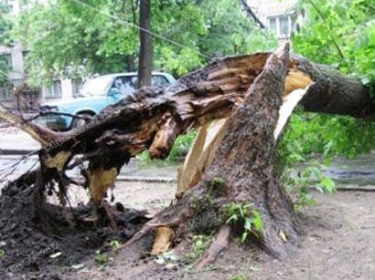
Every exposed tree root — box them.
[122,204,194,248]
[195,225,231,270]
[151,226,174,255]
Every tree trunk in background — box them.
[138,0,153,88]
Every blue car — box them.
[40,72,176,130]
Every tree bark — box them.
[288,55,375,117]
[124,43,298,263]
[138,0,153,88]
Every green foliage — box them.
[282,164,336,208]
[226,203,263,242]
[109,239,120,250]
[13,0,276,85]
[167,130,197,162]
[0,248,4,258]
[210,177,225,187]
[278,111,342,207]
[94,250,108,269]
[232,275,248,280]
[155,250,180,264]
[277,0,375,204]
[294,0,375,82]
[137,130,197,165]
[94,239,120,270]
[186,234,213,260]
[283,1,375,185]
[0,0,11,85]
[0,55,10,85]
[279,4,375,204]
[278,111,375,164]
[0,0,11,44]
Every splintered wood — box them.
[176,68,313,199]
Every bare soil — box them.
[1,179,375,280]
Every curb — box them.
[68,175,177,183]
[106,176,176,183]
[0,149,38,155]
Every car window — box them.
[81,76,113,96]
[109,74,170,95]
[109,76,136,95]
[151,75,168,87]
[125,75,168,88]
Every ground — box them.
[60,190,375,280]
[1,178,375,280]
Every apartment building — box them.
[0,0,76,108]
[247,0,299,42]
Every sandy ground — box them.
[60,187,375,280]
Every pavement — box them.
[0,127,41,154]
[0,127,178,182]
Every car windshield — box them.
[80,76,113,96]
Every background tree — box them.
[138,0,153,87]
[277,0,375,183]
[12,0,276,85]
[0,0,11,86]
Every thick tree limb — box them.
[0,49,372,224]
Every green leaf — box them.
[241,231,248,243]
[252,211,264,232]
[320,177,336,192]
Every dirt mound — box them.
[0,182,149,280]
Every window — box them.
[0,53,11,68]
[81,75,113,96]
[0,86,12,101]
[111,74,169,95]
[108,76,136,95]
[268,14,295,38]
[151,75,168,87]
[72,79,82,95]
[45,80,62,99]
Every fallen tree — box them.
[0,43,374,270]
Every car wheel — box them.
[71,113,94,129]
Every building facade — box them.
[0,0,76,107]
[247,0,299,42]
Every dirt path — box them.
[247,191,375,280]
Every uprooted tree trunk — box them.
[129,44,298,264]
[1,43,375,268]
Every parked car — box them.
[40,72,176,130]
